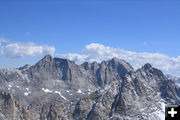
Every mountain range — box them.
[0,55,180,120]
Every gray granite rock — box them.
[0,55,179,120]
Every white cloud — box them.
[56,53,88,64]
[1,40,179,75]
[0,39,55,58]
[57,43,180,76]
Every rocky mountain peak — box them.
[40,55,52,63]
[111,57,124,65]
[18,64,31,71]
[109,57,134,71]
[30,55,54,73]
[141,63,165,78]
[143,63,152,69]
[111,57,120,62]
[1,56,180,120]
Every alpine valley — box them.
[0,55,180,120]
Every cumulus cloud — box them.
[57,43,180,76]
[1,40,179,75]
[56,53,89,64]
[0,39,55,58]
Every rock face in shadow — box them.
[0,55,180,120]
[81,57,133,87]
[0,91,32,120]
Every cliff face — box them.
[0,91,32,120]
[0,55,179,120]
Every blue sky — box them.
[0,0,180,75]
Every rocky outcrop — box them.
[0,91,32,120]
[81,57,134,87]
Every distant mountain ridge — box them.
[167,74,180,87]
[0,55,180,120]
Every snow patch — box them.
[152,99,165,120]
[24,91,31,96]
[88,88,92,92]
[55,91,68,101]
[77,89,84,94]
[176,83,180,87]
[42,88,52,93]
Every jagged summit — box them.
[37,55,75,66]
[38,54,53,63]
[140,63,165,78]
[111,57,120,61]
[39,55,133,71]
[43,54,52,59]
[110,57,134,71]
[0,55,180,120]
[110,57,127,63]
[144,63,152,69]
[18,64,31,70]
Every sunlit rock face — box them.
[0,55,179,120]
